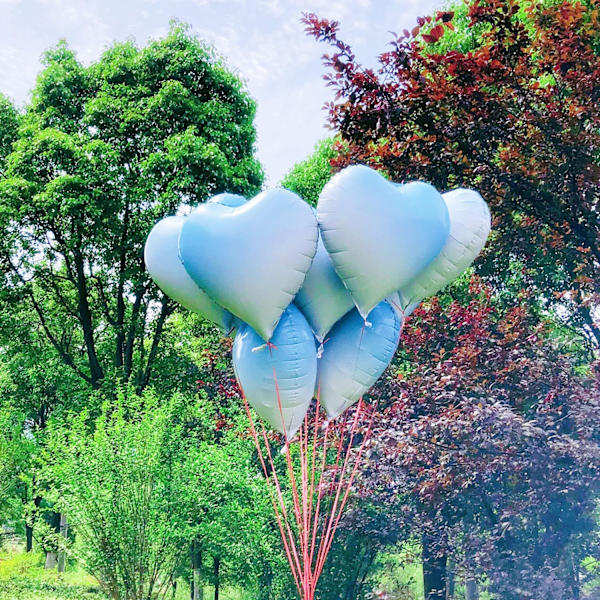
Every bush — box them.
[41,388,191,600]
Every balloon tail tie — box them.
[388,296,401,312]
[251,341,278,353]
[316,336,332,359]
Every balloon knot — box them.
[280,443,289,456]
[252,341,278,353]
[364,319,372,328]
[316,343,324,359]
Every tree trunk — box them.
[140,297,169,391]
[57,513,68,573]
[191,541,203,600]
[25,523,33,552]
[45,551,57,569]
[465,579,479,600]
[446,557,455,599]
[258,564,273,600]
[213,556,220,600]
[25,495,42,552]
[569,551,580,600]
[73,248,104,386]
[422,535,447,600]
[44,510,61,570]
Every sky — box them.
[0,0,441,184]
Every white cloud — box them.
[0,0,442,181]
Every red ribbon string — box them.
[241,369,375,600]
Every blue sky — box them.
[0,0,441,184]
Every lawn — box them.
[0,547,103,600]
[0,544,248,600]
[0,540,430,600]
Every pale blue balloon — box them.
[144,216,234,332]
[180,189,318,341]
[317,301,401,418]
[233,304,317,437]
[317,165,450,319]
[295,211,355,343]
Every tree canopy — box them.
[303,0,600,350]
[0,23,263,395]
[281,138,336,206]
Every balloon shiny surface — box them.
[233,304,317,437]
[397,188,491,309]
[295,225,354,342]
[180,189,318,341]
[317,301,401,418]
[207,193,247,208]
[317,165,450,319]
[144,216,233,332]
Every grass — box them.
[0,548,104,600]
[0,543,247,600]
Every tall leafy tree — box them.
[303,0,600,350]
[0,22,263,394]
[0,93,18,174]
[281,138,336,206]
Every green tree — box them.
[183,412,286,599]
[0,290,96,552]
[42,385,289,600]
[42,388,190,600]
[0,93,18,174]
[0,22,263,396]
[0,406,32,516]
[180,318,294,600]
[281,138,336,206]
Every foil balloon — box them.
[317,165,450,319]
[180,189,318,341]
[144,216,233,332]
[386,291,418,320]
[233,304,317,438]
[207,193,247,208]
[294,216,354,343]
[396,188,491,312]
[317,301,401,418]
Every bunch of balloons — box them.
[145,165,491,437]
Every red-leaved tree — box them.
[367,278,600,599]
[303,0,600,351]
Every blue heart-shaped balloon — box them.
[317,165,450,318]
[317,301,401,418]
[180,189,318,341]
[295,220,355,343]
[233,304,317,438]
[144,216,234,332]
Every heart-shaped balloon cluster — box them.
[145,165,491,437]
